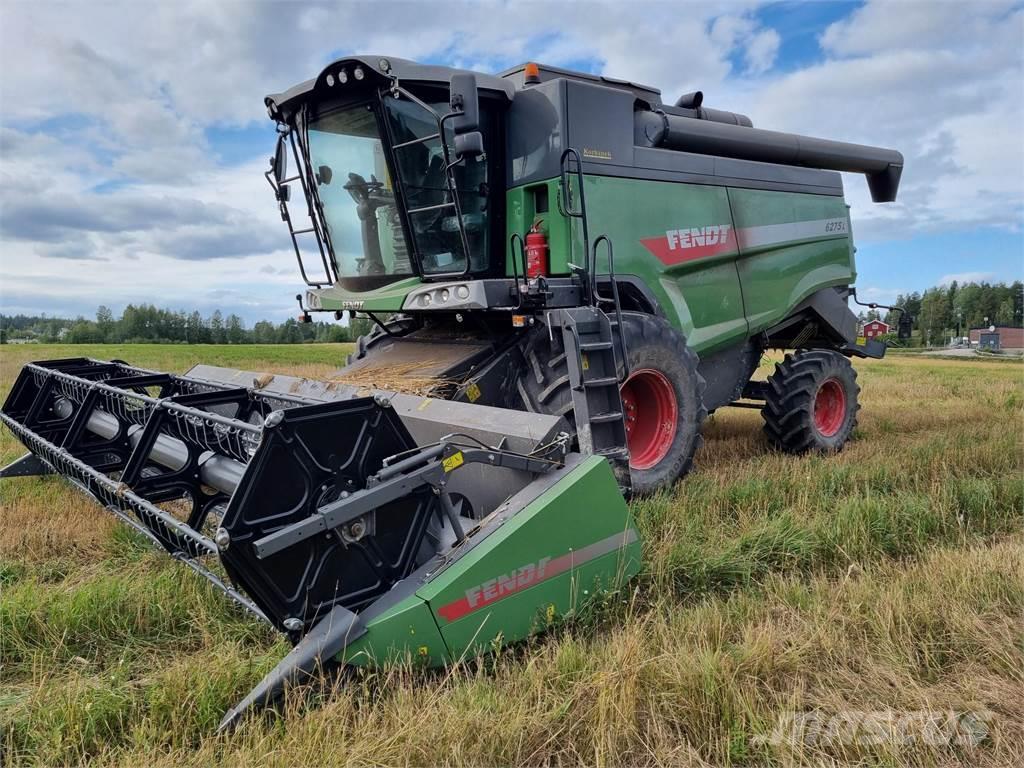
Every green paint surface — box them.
[335,457,640,669]
[308,276,423,313]
[729,187,854,331]
[340,593,450,668]
[418,456,641,661]
[576,175,748,352]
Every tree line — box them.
[2,279,1020,347]
[872,280,1023,346]
[0,304,373,345]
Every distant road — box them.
[920,347,1023,358]
[922,348,979,357]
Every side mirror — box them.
[454,131,484,160]
[898,314,912,340]
[449,73,480,135]
[272,134,288,184]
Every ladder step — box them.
[583,376,619,388]
[595,447,629,459]
[590,411,623,423]
[579,341,613,351]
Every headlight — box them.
[353,66,365,81]
[439,289,450,303]
[325,74,335,87]
[455,285,470,300]
[338,69,348,84]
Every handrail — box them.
[592,236,629,380]
[262,119,336,288]
[508,232,528,310]
[293,112,340,283]
[557,148,592,304]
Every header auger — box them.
[2,55,901,729]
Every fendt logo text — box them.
[435,530,639,624]
[465,556,552,609]
[665,224,732,250]
[436,555,555,622]
[641,222,735,265]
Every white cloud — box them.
[744,28,780,75]
[856,286,904,305]
[707,12,781,77]
[819,0,1019,57]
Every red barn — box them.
[862,320,890,339]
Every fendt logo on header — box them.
[641,223,735,265]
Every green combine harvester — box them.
[1,57,902,729]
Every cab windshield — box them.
[304,92,495,285]
[307,104,412,280]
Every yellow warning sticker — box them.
[581,353,590,371]
[856,336,867,346]
[417,398,432,411]
[466,382,481,402]
[442,451,465,473]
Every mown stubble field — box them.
[1,343,1022,767]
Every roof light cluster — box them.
[325,66,364,87]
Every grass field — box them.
[1,344,1022,766]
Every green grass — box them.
[1,344,1022,766]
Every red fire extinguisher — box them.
[525,219,548,279]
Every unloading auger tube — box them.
[0,357,642,730]
[633,106,903,202]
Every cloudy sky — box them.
[1,0,1022,323]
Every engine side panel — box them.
[570,174,749,354]
[728,187,856,335]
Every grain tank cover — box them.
[500,62,754,129]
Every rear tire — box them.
[518,312,707,495]
[762,349,859,453]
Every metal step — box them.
[556,307,630,491]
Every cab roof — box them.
[265,55,515,118]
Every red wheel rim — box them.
[813,378,847,437]
[620,368,678,470]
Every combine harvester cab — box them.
[0,358,641,729]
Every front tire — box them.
[762,349,860,453]
[518,312,707,495]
